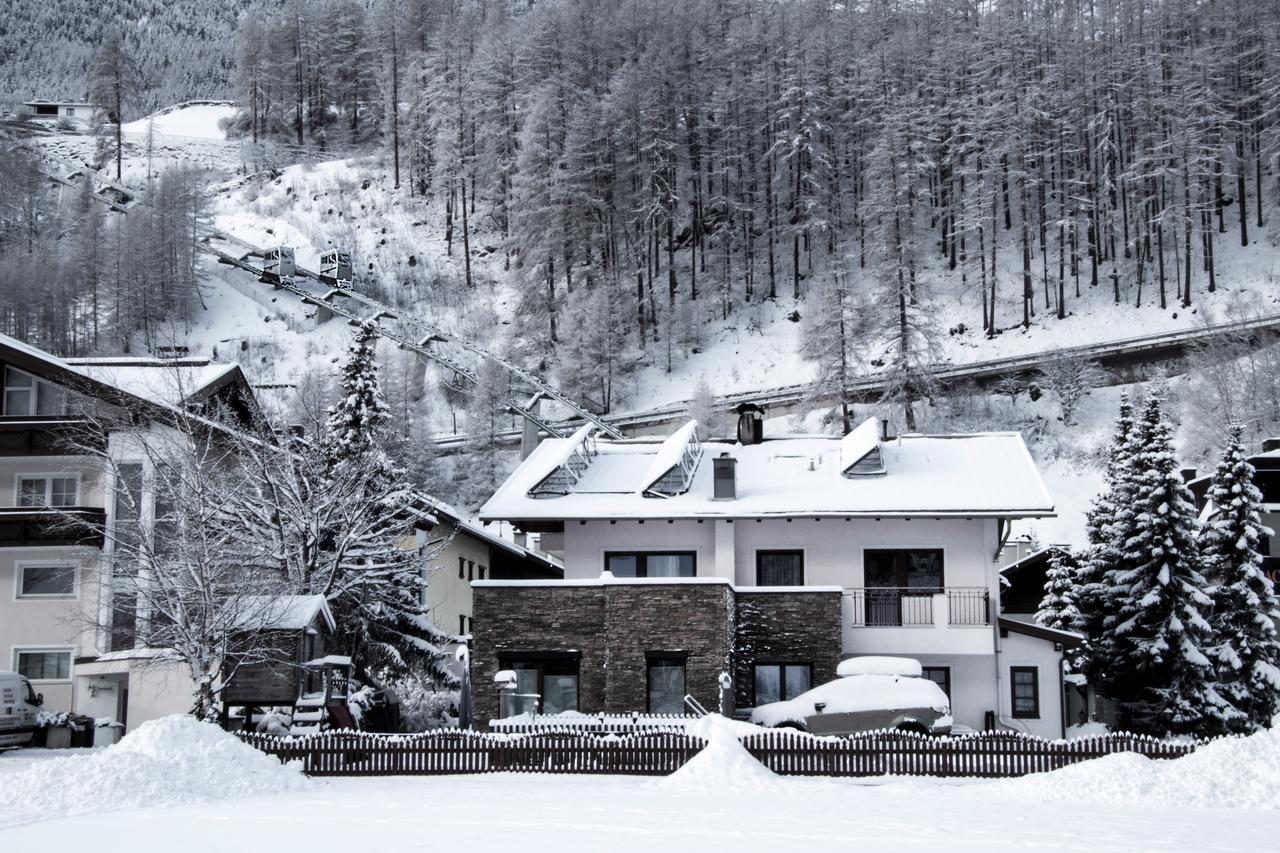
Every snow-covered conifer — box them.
[1200,423,1280,730]
[1105,395,1237,735]
[1076,393,1137,681]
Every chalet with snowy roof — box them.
[0,333,557,735]
[473,411,1080,739]
[20,99,96,129]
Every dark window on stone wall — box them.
[753,663,812,705]
[605,551,696,578]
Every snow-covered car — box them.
[749,656,952,736]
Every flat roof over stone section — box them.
[480,421,1055,521]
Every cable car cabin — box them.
[319,250,353,287]
[262,246,296,283]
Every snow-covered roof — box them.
[0,333,241,411]
[234,595,335,632]
[65,358,240,408]
[998,616,1084,647]
[480,422,1055,521]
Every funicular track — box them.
[34,149,623,441]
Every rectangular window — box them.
[756,550,804,586]
[2,367,65,416]
[753,663,812,706]
[459,557,465,579]
[863,549,944,626]
[503,657,580,715]
[17,475,78,507]
[468,560,474,581]
[478,565,487,580]
[647,657,687,715]
[922,666,951,700]
[604,551,696,578]
[1011,666,1039,718]
[15,649,72,681]
[18,562,77,598]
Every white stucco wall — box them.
[911,652,1000,732]
[0,547,100,713]
[564,517,999,588]
[421,521,493,637]
[996,628,1067,740]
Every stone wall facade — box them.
[469,581,843,727]
[733,590,843,708]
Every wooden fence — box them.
[239,727,1196,779]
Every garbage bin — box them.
[45,726,73,749]
[69,716,95,748]
[97,722,124,746]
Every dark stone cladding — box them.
[733,590,843,709]
[470,581,842,726]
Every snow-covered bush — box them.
[379,669,458,731]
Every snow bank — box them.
[988,725,1280,810]
[662,715,778,791]
[0,715,307,818]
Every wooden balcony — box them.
[0,506,105,547]
[0,417,102,456]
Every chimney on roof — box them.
[1263,437,1280,454]
[1180,467,1198,483]
[713,453,737,500]
[735,403,764,445]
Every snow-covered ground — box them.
[3,715,1279,850]
[120,102,237,141]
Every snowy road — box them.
[1,771,1273,851]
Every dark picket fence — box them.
[238,729,703,776]
[238,727,1195,779]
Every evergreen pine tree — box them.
[325,320,393,467]
[320,322,458,692]
[1076,393,1137,684]
[1200,423,1280,730]
[1036,550,1087,672]
[1105,395,1237,735]
[1037,550,1083,632]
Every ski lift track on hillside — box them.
[35,150,1280,453]
[35,150,625,440]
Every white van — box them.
[0,670,43,749]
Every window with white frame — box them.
[17,474,79,507]
[17,562,77,598]
[14,648,72,681]
[2,367,66,416]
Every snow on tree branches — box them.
[1199,424,1280,731]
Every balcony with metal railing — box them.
[841,586,995,656]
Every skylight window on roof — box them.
[642,420,704,498]
[527,424,599,498]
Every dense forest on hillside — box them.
[221,0,1280,427]
[4,1,1280,444]
[0,0,253,111]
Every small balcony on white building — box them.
[840,587,995,656]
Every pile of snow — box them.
[1065,721,1111,739]
[662,715,778,791]
[987,724,1280,810]
[0,715,307,818]
[836,656,923,678]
